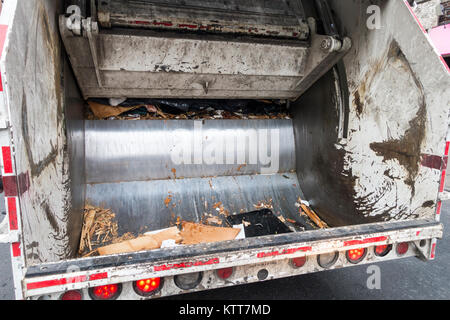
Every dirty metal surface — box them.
[2,0,77,265]
[293,0,450,226]
[85,172,309,236]
[334,0,450,222]
[63,58,86,259]
[97,0,309,40]
[59,19,311,99]
[85,119,295,184]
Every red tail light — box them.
[216,267,234,280]
[374,244,392,257]
[61,290,82,300]
[290,256,307,268]
[133,278,161,296]
[346,248,367,264]
[89,284,122,300]
[396,242,409,255]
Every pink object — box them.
[429,24,450,56]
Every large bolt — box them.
[320,37,343,52]
[320,38,333,51]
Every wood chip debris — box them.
[212,202,229,216]
[204,214,223,225]
[79,205,241,257]
[296,197,328,229]
[253,199,273,210]
[79,205,121,256]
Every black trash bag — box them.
[226,209,292,237]
[88,98,289,117]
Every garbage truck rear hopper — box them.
[0,0,448,300]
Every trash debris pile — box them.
[79,200,328,257]
[86,98,292,120]
[78,205,242,257]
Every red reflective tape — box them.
[17,171,30,196]
[11,242,21,257]
[2,175,17,196]
[439,169,446,192]
[153,257,219,272]
[178,24,197,29]
[153,21,173,27]
[344,236,387,246]
[416,231,421,236]
[444,141,450,156]
[2,146,13,174]
[430,242,437,259]
[256,246,312,258]
[27,275,87,291]
[89,272,108,281]
[133,20,150,25]
[420,154,442,170]
[7,197,18,231]
[26,272,108,291]
[436,201,442,215]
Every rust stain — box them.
[370,40,427,197]
[253,199,273,210]
[171,168,177,179]
[164,192,173,208]
[212,202,229,216]
[212,202,222,209]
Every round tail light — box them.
[216,267,234,280]
[396,242,409,255]
[346,248,367,264]
[174,272,203,290]
[133,277,161,296]
[317,252,339,269]
[290,256,307,268]
[374,244,392,257]
[89,283,122,300]
[61,290,82,300]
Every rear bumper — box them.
[24,219,442,298]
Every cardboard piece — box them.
[87,101,141,119]
[180,222,240,245]
[97,227,182,255]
